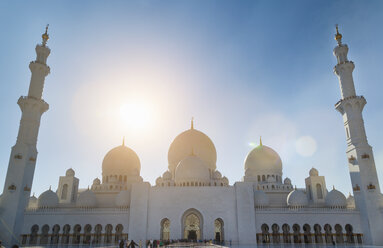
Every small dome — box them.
[325,188,347,208]
[222,176,229,185]
[93,178,101,185]
[28,195,38,208]
[245,145,282,176]
[115,190,131,207]
[66,168,75,177]
[162,171,172,180]
[168,128,217,173]
[155,177,162,185]
[284,177,292,185]
[175,155,210,183]
[38,189,59,208]
[77,189,97,208]
[309,168,319,177]
[287,189,308,207]
[213,170,222,179]
[102,145,141,177]
[346,193,355,208]
[254,190,269,207]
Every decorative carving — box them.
[24,185,31,192]
[8,184,16,191]
[348,156,356,163]
[361,154,370,159]
[353,184,360,191]
[367,184,376,190]
[29,157,36,162]
[14,154,22,159]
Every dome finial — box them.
[260,136,262,146]
[42,24,49,46]
[122,136,125,146]
[333,185,335,190]
[335,24,342,45]
[191,117,194,130]
[49,185,51,190]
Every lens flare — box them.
[295,136,317,157]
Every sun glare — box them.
[119,102,153,130]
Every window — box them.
[316,184,323,199]
[61,184,68,200]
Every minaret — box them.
[333,25,383,245]
[0,26,51,245]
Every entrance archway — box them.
[214,218,224,243]
[182,209,203,241]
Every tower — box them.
[333,25,383,245]
[0,26,51,245]
[57,169,79,204]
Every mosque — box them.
[0,26,383,247]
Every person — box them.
[119,239,125,248]
[129,239,138,248]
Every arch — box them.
[214,218,224,244]
[292,224,301,243]
[161,218,170,240]
[262,175,266,181]
[258,175,261,182]
[61,224,71,244]
[345,224,354,243]
[84,224,92,244]
[314,224,323,243]
[271,224,280,244]
[40,224,49,244]
[282,224,290,243]
[119,175,122,182]
[61,184,68,199]
[72,224,81,244]
[115,224,124,242]
[51,224,60,244]
[94,224,103,244]
[182,208,203,241]
[316,184,323,199]
[29,225,39,244]
[324,224,333,243]
[261,224,270,243]
[335,224,344,244]
[303,224,311,243]
[105,224,113,243]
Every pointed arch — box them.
[214,218,224,244]
[181,208,204,241]
[161,218,171,240]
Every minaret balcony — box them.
[333,61,354,75]
[335,95,366,114]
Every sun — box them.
[119,101,153,130]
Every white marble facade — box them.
[1,27,383,246]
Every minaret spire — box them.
[333,26,383,245]
[0,27,51,245]
[42,24,49,46]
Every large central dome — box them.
[168,126,216,174]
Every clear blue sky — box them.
[1,0,383,197]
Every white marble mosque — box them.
[0,26,383,247]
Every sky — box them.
[1,0,383,197]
